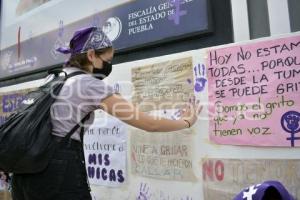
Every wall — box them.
[1,32,299,199]
[231,0,300,42]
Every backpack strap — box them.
[79,119,92,192]
[66,70,87,79]
[64,70,92,190]
[59,70,90,143]
[64,113,91,141]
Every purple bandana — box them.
[233,180,294,200]
[56,26,112,55]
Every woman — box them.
[11,27,202,200]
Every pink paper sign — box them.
[208,35,300,147]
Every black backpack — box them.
[0,69,89,174]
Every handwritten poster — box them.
[132,57,194,112]
[0,89,35,125]
[131,129,197,182]
[84,114,127,187]
[202,159,300,200]
[208,35,300,147]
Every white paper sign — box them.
[84,112,127,187]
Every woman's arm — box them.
[100,94,202,132]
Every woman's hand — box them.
[102,94,203,132]
[180,96,203,128]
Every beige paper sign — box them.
[131,129,197,182]
[202,159,300,199]
[132,57,194,112]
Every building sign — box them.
[0,0,209,80]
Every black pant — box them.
[12,138,92,200]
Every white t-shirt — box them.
[50,67,114,141]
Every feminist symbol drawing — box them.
[168,0,187,25]
[281,111,300,147]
